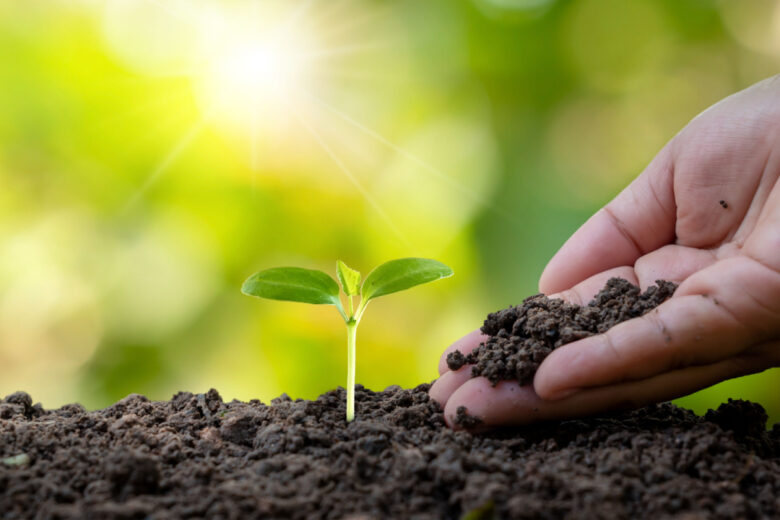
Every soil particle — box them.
[447,349,467,371]
[455,406,483,429]
[106,449,161,500]
[1,388,778,519]
[448,278,677,386]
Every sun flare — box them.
[194,36,309,131]
[216,43,298,93]
[100,0,489,248]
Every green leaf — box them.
[242,267,343,309]
[336,260,361,296]
[361,258,453,302]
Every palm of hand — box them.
[431,76,780,429]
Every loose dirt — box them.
[1,388,778,519]
[2,278,777,519]
[448,278,678,386]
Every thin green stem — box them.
[346,320,357,422]
[336,302,348,323]
[354,298,368,323]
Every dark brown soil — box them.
[1,387,779,519]
[448,278,678,386]
[2,277,777,518]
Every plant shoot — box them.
[242,258,453,421]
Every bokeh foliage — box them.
[0,0,777,424]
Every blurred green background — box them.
[0,0,778,424]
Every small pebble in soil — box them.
[1,454,30,467]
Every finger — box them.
[671,79,780,248]
[539,147,676,294]
[632,244,717,288]
[535,256,780,400]
[744,173,780,273]
[444,353,768,429]
[744,339,780,367]
[548,245,716,303]
[549,266,638,304]
[429,366,473,407]
[437,329,486,375]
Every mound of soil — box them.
[1,387,779,519]
[447,278,678,386]
[3,277,777,518]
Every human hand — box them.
[431,76,780,429]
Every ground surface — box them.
[2,278,778,519]
[1,388,779,519]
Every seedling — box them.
[242,257,453,422]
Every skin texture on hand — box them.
[431,75,780,430]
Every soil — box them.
[448,278,678,386]
[1,387,778,519]
[2,277,778,519]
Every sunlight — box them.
[102,0,486,242]
[194,36,307,132]
[291,109,413,249]
[301,89,516,226]
[123,119,206,213]
[216,44,296,94]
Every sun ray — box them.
[250,106,260,174]
[315,68,412,85]
[143,0,197,24]
[275,0,317,39]
[92,90,189,133]
[292,110,412,249]
[302,0,361,34]
[301,91,521,226]
[110,113,195,169]
[249,98,261,201]
[313,3,391,45]
[122,118,207,213]
[300,40,398,61]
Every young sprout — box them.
[241,258,453,422]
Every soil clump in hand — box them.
[448,278,677,385]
